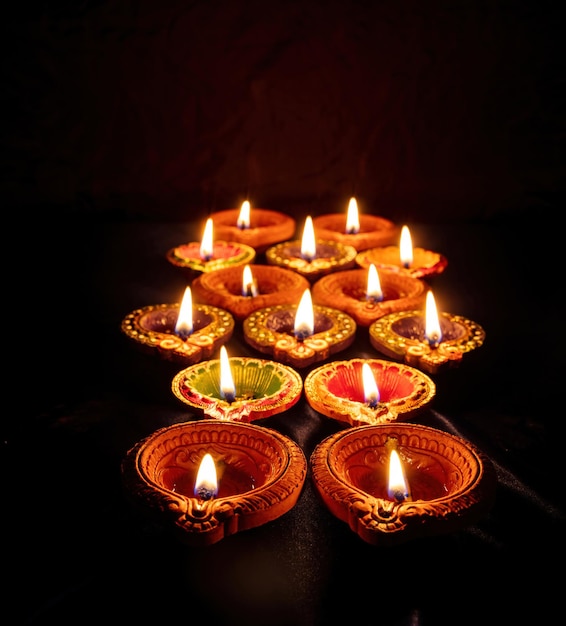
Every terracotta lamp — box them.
[191,263,310,321]
[311,264,427,327]
[356,225,447,279]
[304,358,436,426]
[265,215,357,281]
[312,197,398,251]
[122,419,307,546]
[243,288,357,369]
[166,217,256,277]
[171,346,303,422]
[210,201,297,253]
[369,291,486,374]
[310,422,497,546]
[121,286,234,364]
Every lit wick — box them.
[237,200,251,230]
[301,216,317,263]
[424,290,442,348]
[345,197,360,234]
[194,453,218,501]
[362,362,380,408]
[387,447,411,503]
[294,288,314,342]
[200,217,214,261]
[400,225,413,269]
[242,264,259,297]
[219,345,236,403]
[174,286,194,340]
[365,263,383,303]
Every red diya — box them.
[356,225,447,279]
[312,197,398,251]
[171,347,303,422]
[191,263,310,321]
[304,358,435,426]
[121,289,234,364]
[369,291,486,374]
[265,215,357,282]
[311,265,427,327]
[166,217,256,277]
[122,419,307,546]
[210,201,297,253]
[242,289,357,369]
[310,422,497,546]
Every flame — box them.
[387,448,410,502]
[294,288,314,340]
[194,453,218,501]
[200,218,214,260]
[366,263,383,302]
[399,225,413,268]
[362,363,380,408]
[301,216,317,262]
[237,200,251,229]
[346,197,360,234]
[219,345,236,402]
[424,290,442,347]
[242,264,258,297]
[175,286,193,339]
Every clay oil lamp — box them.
[304,358,435,426]
[310,422,497,546]
[265,215,357,282]
[243,287,357,369]
[121,286,234,364]
[356,225,448,279]
[191,263,310,321]
[122,419,307,546]
[166,217,256,277]
[171,345,303,422]
[210,200,297,254]
[369,290,486,374]
[311,262,426,327]
[312,196,398,251]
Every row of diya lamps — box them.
[121,198,496,548]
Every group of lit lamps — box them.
[121,198,494,547]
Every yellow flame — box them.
[425,290,442,346]
[399,225,413,267]
[194,453,218,500]
[388,449,410,502]
[346,197,360,234]
[362,362,380,406]
[175,286,193,337]
[242,264,258,296]
[366,263,383,301]
[200,218,214,260]
[219,345,236,401]
[237,200,251,228]
[301,216,317,261]
[294,288,314,339]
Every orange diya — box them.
[356,225,448,279]
[243,288,357,369]
[122,419,307,546]
[121,286,234,364]
[171,346,303,422]
[265,215,357,281]
[166,216,256,277]
[369,290,486,374]
[310,422,497,546]
[312,196,398,251]
[304,358,436,426]
[191,263,310,321]
[311,263,427,327]
[211,200,297,253]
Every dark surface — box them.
[6,214,563,626]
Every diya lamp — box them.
[310,422,497,546]
[190,262,310,321]
[265,215,357,281]
[369,290,486,374]
[210,200,297,254]
[122,419,307,546]
[312,196,398,251]
[356,225,448,279]
[121,286,235,364]
[304,358,436,426]
[242,287,357,369]
[171,345,303,421]
[311,262,427,327]
[166,216,256,276]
